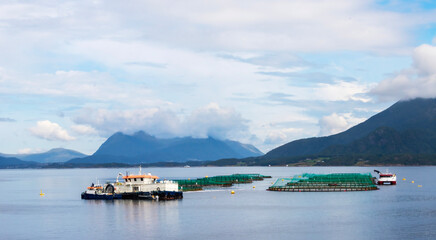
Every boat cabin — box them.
[380,174,394,177]
[122,174,159,184]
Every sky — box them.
[0,0,436,155]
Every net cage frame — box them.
[269,173,378,191]
[175,174,270,191]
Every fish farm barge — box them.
[175,174,271,191]
[268,173,378,192]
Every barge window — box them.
[141,178,144,181]
[134,178,137,181]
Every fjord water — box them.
[1,167,435,240]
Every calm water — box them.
[0,167,435,240]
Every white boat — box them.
[81,167,182,200]
[374,170,397,185]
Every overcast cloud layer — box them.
[0,0,435,154]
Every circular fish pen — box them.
[268,173,379,192]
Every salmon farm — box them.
[268,173,379,192]
[174,174,271,191]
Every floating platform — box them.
[268,173,378,192]
[175,173,271,191]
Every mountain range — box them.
[0,156,35,168]
[68,131,263,164]
[259,98,436,165]
[0,148,87,163]
[2,98,436,168]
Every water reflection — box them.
[82,199,181,238]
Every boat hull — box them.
[81,192,122,200]
[81,191,183,200]
[377,181,396,185]
[121,191,183,200]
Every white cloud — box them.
[73,103,249,140]
[0,3,67,20]
[313,81,373,102]
[0,0,431,69]
[371,44,436,101]
[17,148,44,154]
[71,124,98,136]
[318,113,366,136]
[73,108,180,137]
[264,128,304,145]
[413,44,436,75]
[185,103,248,139]
[0,70,162,107]
[117,0,426,52]
[29,120,76,141]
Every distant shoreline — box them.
[1,162,435,169]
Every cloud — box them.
[0,117,16,122]
[219,52,311,69]
[0,0,431,65]
[17,148,44,154]
[185,103,248,139]
[264,128,304,145]
[371,44,436,101]
[0,70,159,106]
[73,108,180,137]
[127,0,428,52]
[314,81,373,102]
[71,124,98,136]
[73,103,249,140]
[318,113,366,136]
[29,120,76,141]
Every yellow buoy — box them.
[253,186,255,189]
[40,190,45,196]
[402,178,406,181]
[412,181,415,183]
[205,176,208,178]
[231,190,235,194]
[418,185,422,187]
[281,179,284,181]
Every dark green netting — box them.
[175,174,271,191]
[269,173,378,191]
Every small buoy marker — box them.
[231,190,235,194]
[418,185,422,187]
[253,186,255,189]
[402,178,406,181]
[40,190,45,196]
[412,181,415,183]
[205,176,208,178]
